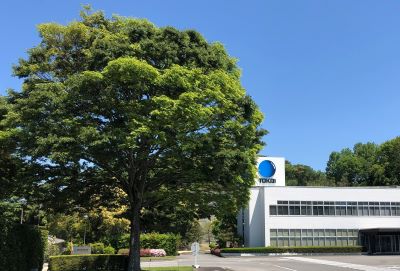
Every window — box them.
[292,237,301,247]
[271,200,400,217]
[335,206,346,216]
[370,206,380,216]
[313,206,323,216]
[278,205,289,215]
[381,206,391,216]
[289,205,300,215]
[324,206,335,216]
[325,229,336,237]
[270,205,277,215]
[349,237,358,246]
[326,237,336,246]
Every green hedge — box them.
[220,246,363,254]
[141,233,180,256]
[0,223,48,271]
[118,233,180,256]
[49,255,128,271]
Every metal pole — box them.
[83,224,86,245]
[20,207,23,224]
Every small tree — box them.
[4,8,265,271]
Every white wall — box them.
[242,187,266,247]
[261,186,400,246]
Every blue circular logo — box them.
[258,160,276,178]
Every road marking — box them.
[284,257,395,271]
[273,265,298,271]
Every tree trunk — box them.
[128,204,141,271]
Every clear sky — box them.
[1,1,400,171]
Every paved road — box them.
[146,253,400,271]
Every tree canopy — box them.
[326,138,400,186]
[2,8,265,270]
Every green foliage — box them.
[220,246,363,254]
[0,223,48,271]
[181,220,202,246]
[49,255,128,271]
[211,216,239,248]
[326,138,400,186]
[5,7,265,271]
[90,242,105,254]
[285,161,330,186]
[118,233,180,255]
[45,242,62,261]
[104,245,116,254]
[378,137,400,185]
[141,233,180,256]
[209,242,218,250]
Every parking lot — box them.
[144,253,400,271]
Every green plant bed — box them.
[49,255,179,271]
[220,246,363,254]
[141,267,192,271]
[49,255,128,271]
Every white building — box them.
[237,156,400,254]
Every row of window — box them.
[270,201,400,216]
[277,201,400,206]
[270,229,359,247]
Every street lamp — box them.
[19,199,27,224]
[83,215,89,245]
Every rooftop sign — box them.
[256,157,285,187]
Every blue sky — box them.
[1,1,400,170]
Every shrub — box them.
[211,248,221,257]
[140,248,151,257]
[49,255,128,271]
[118,233,180,255]
[141,233,180,256]
[149,249,167,257]
[220,246,363,254]
[117,248,129,255]
[104,245,116,254]
[90,242,105,254]
[209,242,218,250]
[0,223,48,271]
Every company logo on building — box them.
[258,160,276,184]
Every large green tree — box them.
[4,8,265,270]
[378,137,400,185]
[285,161,329,186]
[326,142,391,186]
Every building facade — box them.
[238,156,400,254]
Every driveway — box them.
[146,253,400,271]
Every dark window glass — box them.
[347,206,357,216]
[270,205,277,215]
[324,206,335,216]
[336,206,346,216]
[370,206,380,216]
[278,205,289,215]
[313,206,323,216]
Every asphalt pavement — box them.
[146,253,400,271]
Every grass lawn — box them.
[141,256,177,261]
[141,267,192,271]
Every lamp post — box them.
[83,215,89,245]
[19,199,27,224]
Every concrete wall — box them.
[243,186,400,247]
[263,186,400,246]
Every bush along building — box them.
[237,156,400,254]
